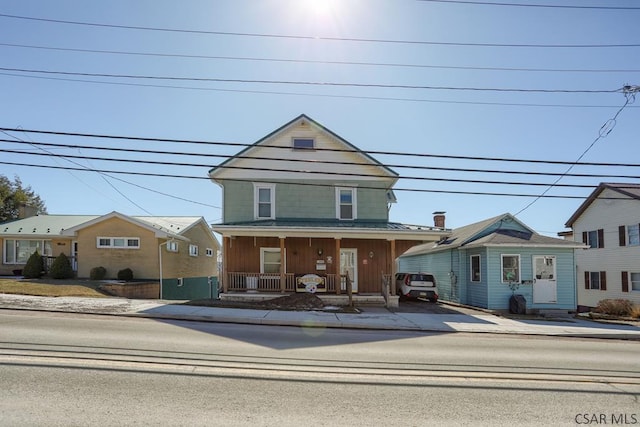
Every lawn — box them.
[0,278,109,298]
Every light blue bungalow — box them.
[397,213,586,312]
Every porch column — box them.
[222,236,230,293]
[335,238,341,295]
[279,236,286,293]
[390,239,396,296]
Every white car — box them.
[395,273,438,302]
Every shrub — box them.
[595,299,634,317]
[22,251,44,279]
[49,253,74,279]
[631,305,640,319]
[117,268,134,282]
[90,266,107,280]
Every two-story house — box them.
[209,114,448,304]
[564,182,640,310]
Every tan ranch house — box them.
[1,211,219,281]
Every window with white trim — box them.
[583,229,604,249]
[97,237,140,249]
[166,241,178,252]
[260,248,282,274]
[254,183,275,219]
[3,239,52,264]
[470,255,481,282]
[292,138,314,150]
[501,254,520,283]
[189,244,199,256]
[336,187,356,220]
[631,272,640,292]
[205,248,214,257]
[585,271,606,290]
[627,224,639,246]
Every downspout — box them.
[158,240,170,300]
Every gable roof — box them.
[208,114,399,182]
[1,212,214,243]
[565,182,640,228]
[401,213,584,257]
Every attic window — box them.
[292,138,314,150]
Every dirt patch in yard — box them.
[185,292,359,313]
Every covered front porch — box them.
[213,222,450,307]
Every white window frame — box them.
[166,241,179,252]
[627,224,640,246]
[254,183,275,220]
[501,254,521,283]
[292,137,315,150]
[205,248,214,257]
[631,272,640,292]
[96,237,140,249]
[3,239,52,264]
[588,271,602,290]
[336,187,357,220]
[470,254,481,283]
[189,244,199,257]
[260,247,284,274]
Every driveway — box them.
[389,299,484,315]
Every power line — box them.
[3,72,632,109]
[0,66,620,94]
[3,159,631,200]
[5,140,640,180]
[1,147,628,189]
[1,13,639,48]
[3,42,638,74]
[416,0,640,10]
[3,126,640,168]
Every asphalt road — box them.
[1,309,638,426]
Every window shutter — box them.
[584,271,590,289]
[582,231,587,245]
[622,271,629,292]
[619,226,626,246]
[600,271,607,291]
[598,229,605,248]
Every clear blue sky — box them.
[1,0,639,236]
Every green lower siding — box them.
[399,248,577,311]
[161,276,218,300]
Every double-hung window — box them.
[336,187,356,220]
[501,254,520,283]
[189,244,199,257]
[585,271,607,290]
[470,255,481,282]
[254,183,275,220]
[619,224,640,247]
[583,229,604,249]
[260,248,282,274]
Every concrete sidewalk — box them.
[1,293,639,339]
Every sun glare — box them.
[304,0,336,17]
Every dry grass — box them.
[631,305,640,319]
[0,278,109,298]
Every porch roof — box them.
[211,219,449,240]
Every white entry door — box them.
[533,255,557,303]
[340,249,358,293]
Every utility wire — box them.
[3,126,640,168]
[1,147,627,189]
[2,42,638,74]
[514,85,640,216]
[415,0,640,10]
[6,159,636,200]
[1,13,638,48]
[0,66,620,93]
[3,72,631,109]
[4,141,640,180]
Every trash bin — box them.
[509,294,526,315]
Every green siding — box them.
[221,179,390,222]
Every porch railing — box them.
[225,272,345,293]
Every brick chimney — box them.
[18,204,38,219]
[433,211,446,228]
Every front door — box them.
[533,255,557,303]
[340,249,358,293]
